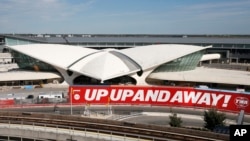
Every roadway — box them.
[1,111,227,141]
[0,87,68,97]
[2,105,250,128]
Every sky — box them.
[1,0,250,34]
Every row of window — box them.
[153,51,204,72]
[5,37,250,49]
[12,50,56,72]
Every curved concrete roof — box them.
[200,53,221,61]
[8,44,208,81]
[69,49,141,80]
[119,44,208,69]
[8,44,97,69]
[149,67,250,86]
[0,71,61,81]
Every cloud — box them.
[0,0,94,24]
[0,0,97,33]
[179,1,250,20]
[1,0,250,34]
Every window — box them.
[153,50,204,72]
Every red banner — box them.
[69,85,250,114]
[0,99,15,105]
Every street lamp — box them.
[70,87,73,115]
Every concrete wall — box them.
[0,123,136,141]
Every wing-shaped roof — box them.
[7,44,208,81]
[68,49,141,80]
[200,53,221,61]
[119,44,208,69]
[8,44,97,69]
[148,67,250,86]
[0,71,61,81]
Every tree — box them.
[169,113,182,127]
[203,108,226,130]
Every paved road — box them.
[0,87,68,100]
[118,112,237,128]
[0,87,68,95]
[2,105,249,129]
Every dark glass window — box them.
[153,50,204,72]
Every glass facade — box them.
[73,75,136,85]
[5,37,56,72]
[12,50,56,72]
[153,50,204,72]
[5,37,38,46]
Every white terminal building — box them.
[0,34,250,91]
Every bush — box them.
[169,113,182,127]
[203,108,226,130]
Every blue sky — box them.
[1,0,250,34]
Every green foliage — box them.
[203,108,226,130]
[169,113,182,127]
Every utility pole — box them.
[70,87,73,115]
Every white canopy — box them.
[0,71,61,81]
[8,44,207,81]
[200,53,221,61]
[8,44,97,69]
[69,49,141,80]
[149,67,250,86]
[119,44,207,69]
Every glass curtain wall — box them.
[5,38,38,46]
[153,50,204,72]
[5,37,56,72]
[11,50,56,72]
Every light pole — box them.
[70,87,81,115]
[70,87,73,115]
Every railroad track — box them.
[0,111,229,141]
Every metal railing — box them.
[0,111,229,141]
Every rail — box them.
[0,111,229,141]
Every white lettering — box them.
[170,91,183,103]
[234,129,247,136]
[184,91,202,103]
[211,94,224,106]
[82,88,233,108]
[85,89,96,101]
[110,89,122,101]
[121,89,134,101]
[197,93,210,105]
[145,90,159,102]
[132,90,144,101]
[236,99,248,105]
[157,90,170,102]
[96,89,108,101]
[222,95,231,107]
